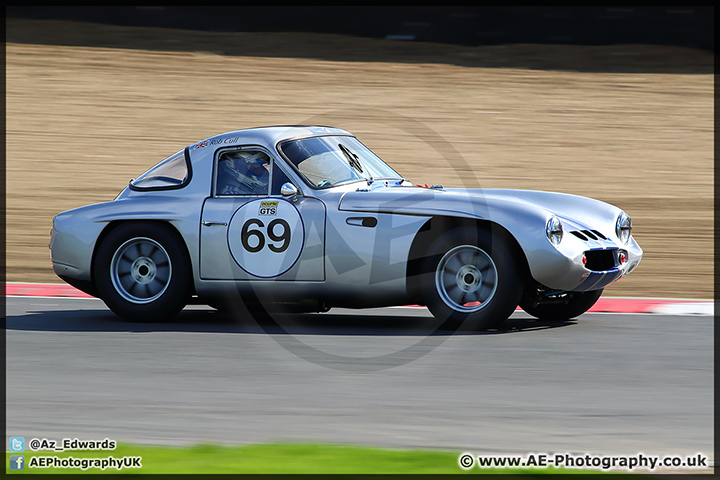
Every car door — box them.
[200,146,325,281]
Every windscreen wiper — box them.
[338,143,374,184]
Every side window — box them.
[271,164,295,196]
[130,150,189,190]
[216,150,271,196]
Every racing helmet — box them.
[222,151,246,170]
[243,151,269,171]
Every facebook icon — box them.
[9,455,25,470]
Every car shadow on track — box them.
[7,305,577,335]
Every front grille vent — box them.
[571,230,608,242]
[584,249,617,271]
[581,230,598,240]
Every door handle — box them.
[202,220,227,227]
[346,217,377,228]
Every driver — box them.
[217,151,270,195]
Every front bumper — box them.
[529,234,643,292]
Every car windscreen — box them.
[279,136,401,189]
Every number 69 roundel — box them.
[227,198,305,278]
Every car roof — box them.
[189,125,352,150]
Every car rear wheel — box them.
[520,289,603,321]
[421,227,524,331]
[94,223,191,321]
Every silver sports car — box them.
[50,126,642,329]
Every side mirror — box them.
[280,182,299,200]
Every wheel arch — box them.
[90,219,196,296]
[406,216,530,303]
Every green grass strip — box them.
[6,442,623,474]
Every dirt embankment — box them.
[6,19,714,298]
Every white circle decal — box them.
[227,199,305,278]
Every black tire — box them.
[420,226,524,331]
[94,222,191,321]
[520,288,603,321]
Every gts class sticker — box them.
[227,198,305,278]
[259,200,278,216]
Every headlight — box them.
[616,212,632,244]
[546,215,563,246]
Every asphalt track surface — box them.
[6,296,713,463]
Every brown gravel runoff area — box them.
[6,19,714,299]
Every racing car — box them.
[50,125,642,329]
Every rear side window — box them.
[130,150,190,190]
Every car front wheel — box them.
[421,227,524,331]
[94,223,191,321]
